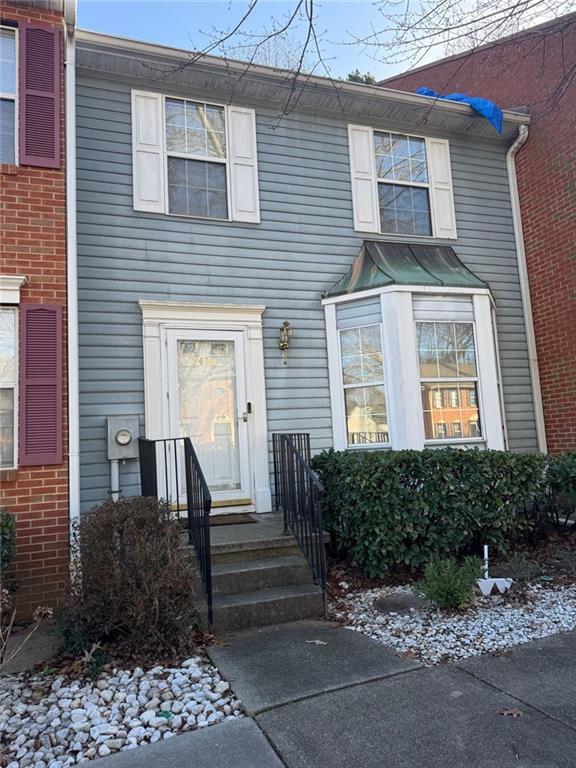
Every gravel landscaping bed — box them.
[336,583,576,665]
[0,656,242,767]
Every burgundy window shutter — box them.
[19,304,63,466]
[19,22,61,168]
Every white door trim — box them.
[140,300,272,512]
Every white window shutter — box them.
[228,107,260,223]
[348,124,379,233]
[427,138,457,239]
[132,90,165,213]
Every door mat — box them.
[210,513,257,526]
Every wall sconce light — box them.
[279,320,292,365]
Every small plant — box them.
[0,508,16,570]
[555,546,576,576]
[505,552,543,583]
[418,557,483,610]
[58,496,199,656]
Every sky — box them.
[77,0,414,81]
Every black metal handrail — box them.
[139,437,213,624]
[272,433,326,606]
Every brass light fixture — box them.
[279,320,292,365]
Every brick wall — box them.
[0,1,68,617]
[383,15,576,452]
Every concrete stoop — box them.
[195,514,326,634]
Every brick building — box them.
[0,0,71,616]
[382,13,576,453]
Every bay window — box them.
[417,321,482,442]
[339,324,389,447]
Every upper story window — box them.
[165,98,228,220]
[0,26,17,164]
[374,131,432,237]
[348,124,457,239]
[132,90,260,223]
[417,321,482,442]
[339,324,389,447]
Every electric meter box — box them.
[107,416,140,461]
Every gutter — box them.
[506,125,547,453]
[65,5,80,548]
[75,29,529,129]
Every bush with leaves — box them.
[58,496,198,656]
[0,509,15,571]
[312,448,565,577]
[418,557,482,610]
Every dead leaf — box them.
[305,639,328,646]
[501,707,523,718]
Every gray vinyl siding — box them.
[336,298,382,329]
[412,295,474,322]
[76,73,538,510]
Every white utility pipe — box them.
[110,460,120,502]
[65,12,80,550]
[506,125,547,453]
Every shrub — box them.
[58,496,198,656]
[312,448,557,577]
[0,509,15,571]
[418,557,482,610]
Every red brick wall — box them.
[0,1,68,617]
[384,16,576,452]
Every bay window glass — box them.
[417,321,482,441]
[0,307,17,467]
[340,324,389,446]
[165,98,228,219]
[374,131,432,236]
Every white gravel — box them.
[337,583,576,665]
[0,657,242,767]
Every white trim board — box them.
[321,284,491,306]
[140,300,272,512]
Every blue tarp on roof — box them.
[416,86,503,133]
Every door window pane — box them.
[177,339,240,492]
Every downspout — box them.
[65,6,80,555]
[506,125,547,453]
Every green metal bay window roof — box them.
[324,242,488,298]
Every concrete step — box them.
[211,555,314,596]
[210,584,324,634]
[211,535,304,564]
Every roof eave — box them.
[75,29,530,137]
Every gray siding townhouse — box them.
[75,30,541,514]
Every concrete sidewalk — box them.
[94,625,576,767]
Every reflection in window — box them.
[0,307,17,468]
[417,321,482,441]
[340,325,389,446]
[374,131,432,236]
[165,98,228,219]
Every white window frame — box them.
[162,94,232,222]
[0,24,18,166]
[324,285,505,452]
[337,322,391,450]
[0,306,18,471]
[373,129,433,238]
[416,318,484,446]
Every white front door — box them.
[166,329,251,503]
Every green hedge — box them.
[312,449,575,577]
[0,509,16,571]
